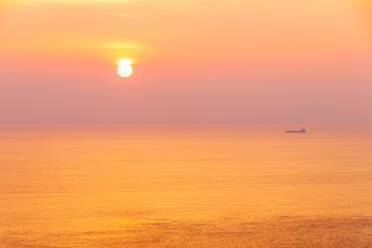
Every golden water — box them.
[0,125,371,247]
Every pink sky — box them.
[0,0,371,123]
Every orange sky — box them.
[352,0,372,35]
[1,0,370,62]
[0,0,371,123]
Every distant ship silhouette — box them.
[285,128,306,133]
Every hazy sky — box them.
[0,0,371,123]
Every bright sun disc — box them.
[117,58,133,78]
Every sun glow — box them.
[117,58,134,78]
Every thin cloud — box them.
[103,42,151,50]
[4,0,136,5]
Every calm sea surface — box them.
[0,125,372,247]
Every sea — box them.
[0,124,371,247]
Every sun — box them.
[117,58,134,78]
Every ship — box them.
[285,128,306,133]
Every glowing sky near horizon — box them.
[0,0,371,123]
